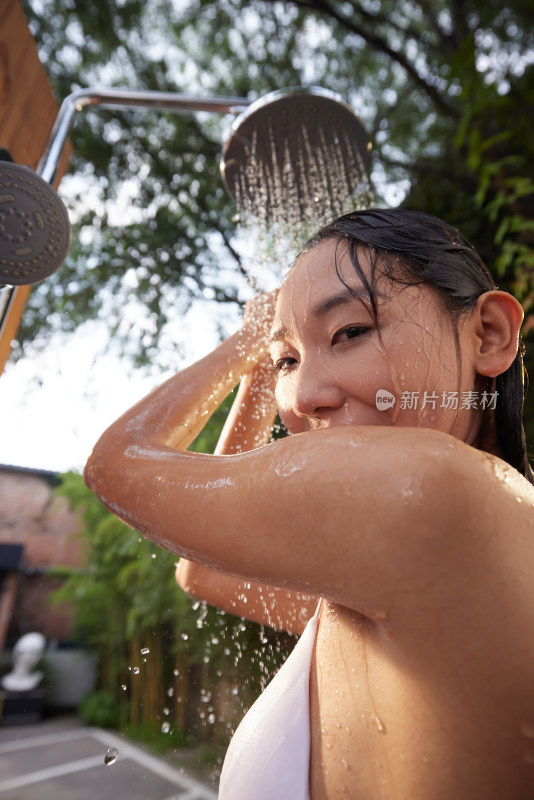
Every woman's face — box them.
[270,238,484,444]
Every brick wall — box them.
[0,465,85,644]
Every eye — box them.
[273,356,297,372]
[332,325,371,345]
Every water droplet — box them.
[167,687,174,697]
[372,712,385,733]
[104,747,118,765]
[140,647,150,655]
[133,666,140,675]
[121,684,127,691]
[161,721,170,734]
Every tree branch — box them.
[415,0,457,49]
[287,0,460,118]
[345,0,430,46]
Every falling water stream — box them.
[226,95,373,290]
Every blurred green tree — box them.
[19,0,532,444]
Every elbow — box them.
[83,449,97,492]
[83,432,121,503]
[83,430,108,493]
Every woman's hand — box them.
[242,290,278,359]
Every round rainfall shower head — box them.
[0,161,71,286]
[221,86,371,225]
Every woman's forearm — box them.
[86,293,276,465]
[86,328,264,471]
[215,359,277,454]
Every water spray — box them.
[221,86,371,227]
[1,85,370,287]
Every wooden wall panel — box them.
[0,0,71,375]
[0,0,68,173]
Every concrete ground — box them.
[0,716,218,800]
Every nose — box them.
[292,358,344,421]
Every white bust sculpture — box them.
[1,632,46,692]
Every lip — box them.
[305,412,393,431]
[308,418,355,430]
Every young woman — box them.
[85,209,534,799]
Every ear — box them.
[469,291,524,378]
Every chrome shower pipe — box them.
[38,87,251,185]
[0,88,250,369]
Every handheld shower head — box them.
[221,86,371,226]
[0,158,70,286]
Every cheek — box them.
[336,344,395,404]
[380,319,454,392]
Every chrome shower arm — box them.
[38,87,251,185]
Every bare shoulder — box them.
[269,424,531,532]
[402,432,534,572]
[335,432,534,649]
[439,438,534,530]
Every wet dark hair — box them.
[306,208,533,484]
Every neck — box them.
[473,410,504,459]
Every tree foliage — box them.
[20,1,533,327]
[21,0,533,454]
